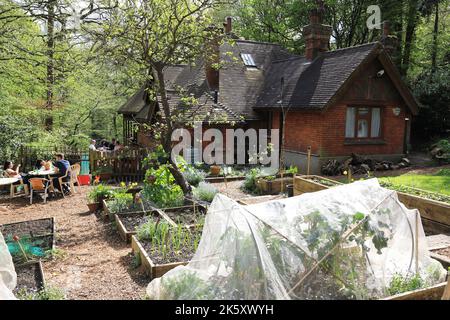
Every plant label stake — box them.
[307,146,312,176]
[13,235,29,262]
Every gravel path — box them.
[0,186,148,300]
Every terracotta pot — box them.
[210,165,221,176]
[87,202,100,213]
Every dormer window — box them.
[241,53,257,67]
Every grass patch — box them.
[379,171,450,196]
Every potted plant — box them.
[86,188,100,213]
[210,164,221,176]
[87,184,114,211]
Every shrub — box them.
[242,168,261,194]
[183,167,206,187]
[141,165,185,208]
[193,182,218,203]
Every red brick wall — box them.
[320,104,409,157]
[274,111,324,155]
[276,104,410,157]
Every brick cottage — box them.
[118,8,419,174]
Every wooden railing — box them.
[89,148,149,183]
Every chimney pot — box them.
[303,1,331,60]
[224,16,232,34]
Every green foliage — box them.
[17,286,65,300]
[142,165,185,208]
[285,165,298,175]
[136,219,202,261]
[412,68,450,137]
[388,273,424,296]
[242,168,262,194]
[193,182,218,203]
[380,177,450,199]
[87,184,114,203]
[159,272,213,300]
[183,167,206,187]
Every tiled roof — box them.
[118,40,419,122]
[256,43,379,109]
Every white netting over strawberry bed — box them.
[0,231,17,300]
[146,179,446,300]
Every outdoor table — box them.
[28,170,57,176]
[0,177,20,198]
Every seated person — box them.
[114,141,124,151]
[109,138,117,151]
[52,153,71,194]
[34,160,53,171]
[3,161,29,191]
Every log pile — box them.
[321,153,411,176]
[430,141,450,163]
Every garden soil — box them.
[0,186,148,300]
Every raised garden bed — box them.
[293,175,450,235]
[382,281,448,300]
[115,210,176,243]
[13,261,46,297]
[0,218,56,263]
[293,175,342,196]
[256,176,293,195]
[131,227,203,279]
[162,205,207,228]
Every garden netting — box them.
[0,231,17,300]
[146,179,447,300]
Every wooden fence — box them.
[89,148,149,183]
[17,146,88,172]
[16,146,149,183]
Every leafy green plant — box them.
[107,193,136,214]
[285,165,298,175]
[87,184,114,203]
[387,273,424,296]
[158,271,213,300]
[242,168,262,194]
[17,286,65,300]
[136,219,202,263]
[141,164,185,208]
[193,182,218,202]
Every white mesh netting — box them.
[0,231,17,300]
[146,179,446,300]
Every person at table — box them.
[3,161,21,179]
[3,161,30,189]
[52,153,71,194]
[114,140,124,152]
[109,138,117,151]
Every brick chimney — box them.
[223,16,232,34]
[204,25,221,91]
[302,0,332,60]
[380,21,398,57]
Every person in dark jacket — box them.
[52,153,71,194]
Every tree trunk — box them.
[431,2,439,72]
[45,0,56,131]
[153,65,191,195]
[402,0,420,76]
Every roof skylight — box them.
[241,53,257,67]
